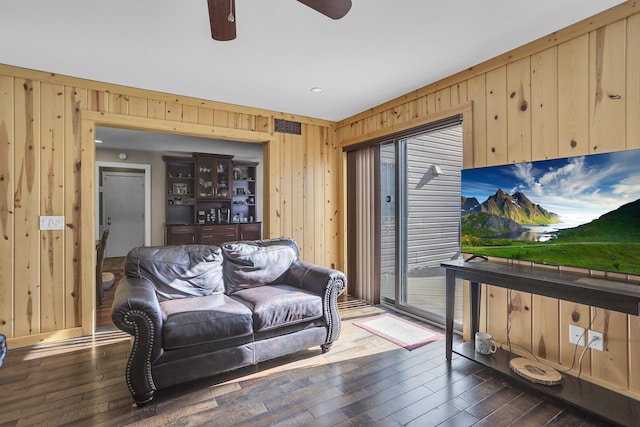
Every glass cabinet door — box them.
[197,157,215,198]
[215,158,231,199]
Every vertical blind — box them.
[346,146,379,303]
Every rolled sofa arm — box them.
[111,276,163,406]
[280,261,347,346]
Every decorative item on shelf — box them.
[218,189,229,198]
[232,214,240,223]
[173,183,187,195]
[236,188,245,195]
[247,197,255,204]
[174,197,182,205]
[205,208,216,224]
[233,167,242,180]
[249,216,254,222]
[218,207,230,224]
[197,210,206,224]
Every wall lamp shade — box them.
[431,165,442,176]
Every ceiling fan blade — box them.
[296,0,352,20]
[208,0,236,41]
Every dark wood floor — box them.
[0,299,613,426]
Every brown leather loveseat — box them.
[111,238,346,405]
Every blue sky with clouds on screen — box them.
[462,150,640,225]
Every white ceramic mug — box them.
[475,332,497,355]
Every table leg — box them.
[470,281,481,338]
[445,268,455,361]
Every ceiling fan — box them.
[207,0,352,41]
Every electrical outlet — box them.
[569,324,585,346]
[588,330,604,351]
[39,216,65,230]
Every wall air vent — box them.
[274,118,302,135]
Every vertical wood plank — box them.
[508,289,533,353]
[302,127,315,262]
[558,35,589,157]
[213,110,229,128]
[531,47,559,161]
[506,57,532,163]
[64,86,87,328]
[485,66,508,166]
[129,96,148,117]
[0,75,14,337]
[629,315,640,394]
[182,105,199,124]
[39,83,65,333]
[198,107,214,126]
[89,90,107,113]
[452,82,468,105]
[486,285,508,345]
[108,93,129,115]
[265,134,281,238]
[14,78,41,337]
[628,14,640,150]
[532,296,560,363]
[314,126,326,267]
[467,75,487,168]
[436,87,452,112]
[590,308,628,389]
[147,99,165,119]
[325,126,340,269]
[425,93,437,116]
[281,134,293,239]
[165,102,182,122]
[255,115,269,133]
[590,21,626,154]
[80,118,96,335]
[291,133,304,252]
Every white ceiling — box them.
[0,0,625,122]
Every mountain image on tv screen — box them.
[461,150,640,275]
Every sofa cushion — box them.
[222,240,298,294]
[160,294,253,350]
[231,284,323,332]
[125,245,224,301]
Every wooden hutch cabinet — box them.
[163,154,261,246]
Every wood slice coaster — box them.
[509,357,562,385]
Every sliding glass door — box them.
[378,123,464,326]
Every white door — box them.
[103,172,145,257]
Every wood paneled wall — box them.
[0,64,341,348]
[338,1,640,397]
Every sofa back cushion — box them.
[125,245,224,301]
[222,238,299,294]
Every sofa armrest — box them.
[111,276,163,405]
[279,261,347,345]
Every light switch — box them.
[39,216,65,230]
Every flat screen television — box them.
[461,149,640,276]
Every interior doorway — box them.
[95,162,152,254]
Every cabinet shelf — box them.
[164,155,261,245]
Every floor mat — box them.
[353,313,443,350]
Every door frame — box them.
[95,161,151,247]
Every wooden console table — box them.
[442,258,640,426]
